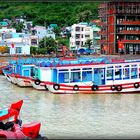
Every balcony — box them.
[121,40,140,43]
[98,31,107,35]
[118,30,140,34]
[98,40,107,44]
[120,21,140,25]
[97,22,108,27]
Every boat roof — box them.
[8,56,140,68]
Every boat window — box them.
[107,66,113,69]
[94,68,100,74]
[58,72,69,83]
[115,68,122,80]
[115,65,121,69]
[82,71,92,82]
[107,69,113,80]
[124,65,129,68]
[123,68,130,79]
[82,68,92,71]
[71,69,80,71]
[131,67,138,79]
[64,73,69,82]
[30,67,34,77]
[59,69,69,72]
[33,68,38,78]
[131,64,137,68]
[70,72,81,82]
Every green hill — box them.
[0,2,100,27]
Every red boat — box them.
[0,100,23,124]
[0,121,47,139]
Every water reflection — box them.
[1,75,140,138]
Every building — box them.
[98,1,140,54]
[70,22,93,51]
[90,21,101,53]
[0,32,39,55]
[70,22,101,54]
[31,25,55,40]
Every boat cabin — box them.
[50,60,140,86]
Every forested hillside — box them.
[0,2,100,27]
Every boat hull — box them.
[46,81,140,94]
[30,79,47,90]
[5,74,12,82]
[16,77,32,87]
[8,74,18,85]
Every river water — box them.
[0,75,140,139]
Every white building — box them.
[0,31,39,55]
[31,25,55,40]
[1,38,30,55]
[70,22,93,51]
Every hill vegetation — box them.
[0,2,100,27]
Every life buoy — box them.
[45,85,48,91]
[91,85,98,91]
[116,85,122,92]
[34,79,41,85]
[53,84,60,90]
[111,85,116,91]
[134,82,139,88]
[73,85,79,91]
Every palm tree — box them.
[76,10,92,23]
[85,39,93,50]
[85,39,93,54]
[83,10,92,23]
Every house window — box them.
[76,41,80,45]
[93,31,98,37]
[76,34,80,39]
[31,39,37,45]
[75,27,80,31]
[16,47,22,53]
[85,35,90,38]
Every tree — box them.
[83,10,92,22]
[76,10,92,23]
[53,27,61,37]
[12,22,25,32]
[85,39,93,50]
[39,37,57,54]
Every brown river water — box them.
[1,75,140,139]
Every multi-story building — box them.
[31,25,55,40]
[90,21,101,53]
[70,22,93,51]
[98,1,140,54]
[70,22,101,54]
